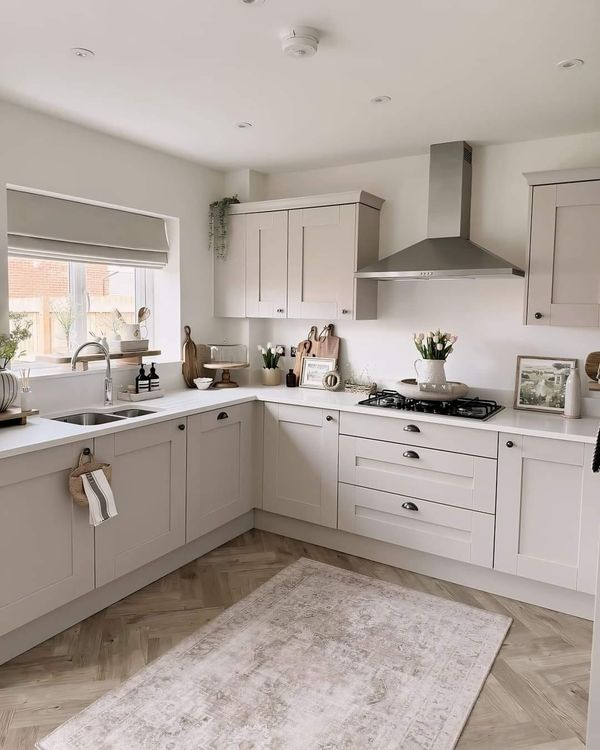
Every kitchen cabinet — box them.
[263,402,339,527]
[495,433,600,593]
[0,441,94,636]
[525,170,600,327]
[246,211,288,318]
[213,213,246,318]
[216,191,384,320]
[186,403,254,541]
[94,419,186,587]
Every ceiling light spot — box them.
[556,58,584,69]
[371,95,392,104]
[71,47,95,59]
[239,0,265,4]
[236,122,253,129]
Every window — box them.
[8,256,153,367]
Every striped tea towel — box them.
[82,469,118,526]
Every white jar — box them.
[564,364,581,419]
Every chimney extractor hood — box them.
[355,142,524,280]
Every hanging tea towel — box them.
[82,470,118,526]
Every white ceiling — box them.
[0,0,599,172]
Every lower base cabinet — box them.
[495,433,600,593]
[94,419,186,588]
[338,483,495,567]
[263,403,339,527]
[0,441,94,636]
[186,403,254,541]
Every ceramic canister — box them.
[0,369,19,412]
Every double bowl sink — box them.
[52,408,156,425]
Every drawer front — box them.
[196,402,249,432]
[340,412,498,458]
[338,483,494,568]
[339,436,497,513]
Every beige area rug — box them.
[38,558,511,750]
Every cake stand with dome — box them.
[204,344,248,389]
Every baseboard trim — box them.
[0,512,254,666]
[254,510,595,620]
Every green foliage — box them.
[0,312,33,369]
[209,195,240,259]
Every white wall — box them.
[257,132,600,399]
[0,100,243,370]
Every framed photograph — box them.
[300,357,337,389]
[514,356,576,413]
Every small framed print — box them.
[300,357,337,389]
[514,355,576,413]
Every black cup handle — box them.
[402,501,419,512]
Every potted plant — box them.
[0,313,33,411]
[258,343,284,386]
[209,195,240,259]
[413,330,458,385]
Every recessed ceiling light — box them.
[236,122,253,129]
[556,58,584,69]
[239,0,265,5]
[371,95,392,104]
[71,47,95,59]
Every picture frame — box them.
[300,357,337,390]
[514,355,576,413]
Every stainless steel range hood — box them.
[356,141,524,280]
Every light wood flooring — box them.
[0,529,592,749]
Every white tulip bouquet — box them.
[258,342,284,370]
[413,330,458,361]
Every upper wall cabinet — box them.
[524,169,600,327]
[213,191,384,320]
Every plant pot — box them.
[414,358,447,386]
[261,367,282,386]
[0,369,19,412]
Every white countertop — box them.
[0,385,598,460]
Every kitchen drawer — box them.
[339,435,497,513]
[340,412,497,458]
[338,483,494,568]
[195,402,249,432]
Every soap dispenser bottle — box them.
[149,362,160,391]
[136,365,149,394]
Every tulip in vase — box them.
[258,343,284,386]
[413,330,458,386]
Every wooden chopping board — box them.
[584,352,600,381]
[182,325,202,387]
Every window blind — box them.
[6,189,169,268]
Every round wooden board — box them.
[397,378,469,401]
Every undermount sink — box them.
[52,412,126,425]
[110,408,156,418]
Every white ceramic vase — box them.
[261,367,282,386]
[414,358,447,386]
[0,369,19,412]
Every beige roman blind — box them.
[6,189,169,268]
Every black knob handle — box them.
[534,312,542,320]
[506,440,514,448]
[402,501,419,512]
[276,308,284,313]
[326,415,334,422]
[403,450,420,459]
[178,424,185,431]
[217,411,229,420]
[403,424,420,433]
[82,447,91,455]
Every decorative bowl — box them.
[193,377,213,390]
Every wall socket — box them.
[276,345,286,357]
[290,346,297,357]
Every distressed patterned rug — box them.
[38,558,511,750]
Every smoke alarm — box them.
[281,27,319,58]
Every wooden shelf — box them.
[36,349,161,371]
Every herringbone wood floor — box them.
[0,529,591,749]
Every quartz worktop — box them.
[0,385,598,461]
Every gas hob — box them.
[358,390,503,421]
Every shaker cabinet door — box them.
[214,213,246,318]
[287,204,357,320]
[0,441,94,636]
[263,403,339,527]
[527,181,600,327]
[246,211,288,318]
[186,403,254,541]
[94,419,186,587]
[495,433,600,593]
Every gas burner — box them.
[358,391,503,421]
